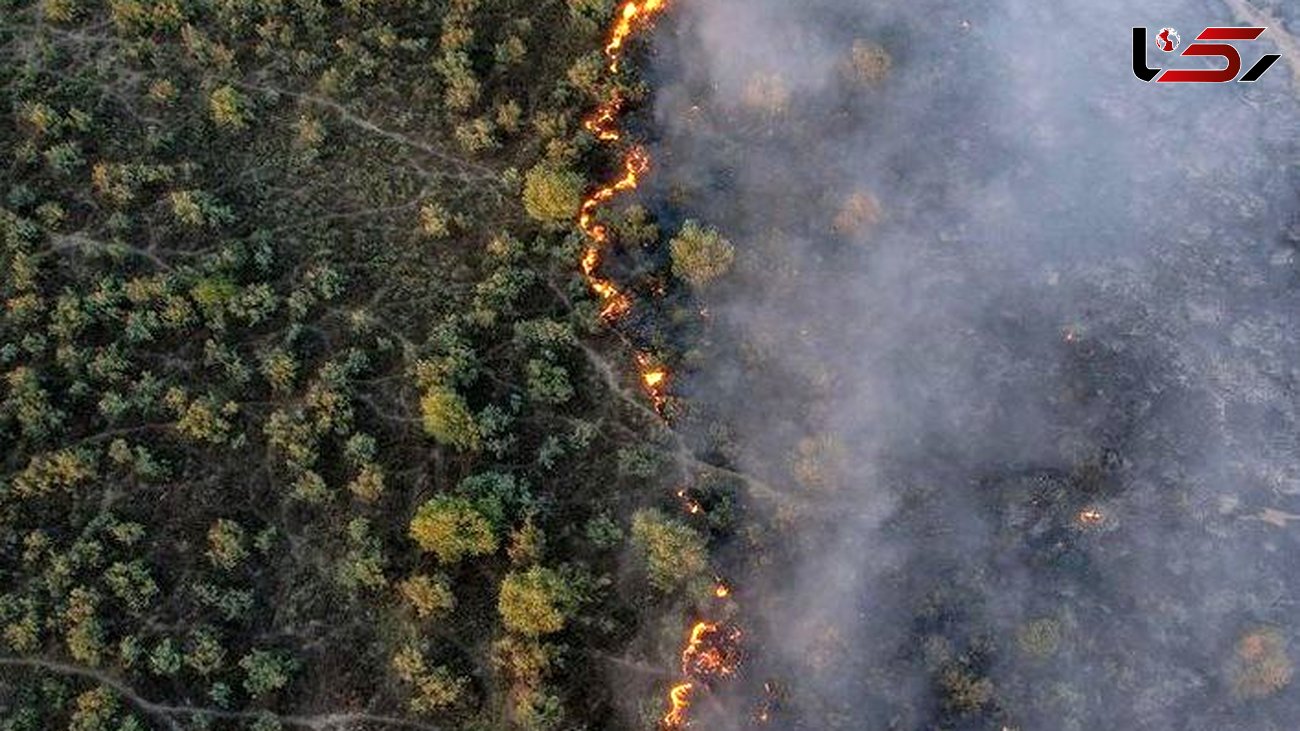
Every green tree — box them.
[239,650,296,698]
[185,630,226,675]
[338,518,388,592]
[149,638,182,676]
[399,574,456,619]
[525,359,573,405]
[1230,628,1293,699]
[103,560,158,614]
[391,644,468,714]
[67,687,120,731]
[64,587,104,665]
[209,85,249,128]
[206,519,248,570]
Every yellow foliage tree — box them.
[670,220,735,288]
[420,386,480,450]
[522,164,583,223]
[498,566,573,636]
[409,495,497,563]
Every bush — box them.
[1016,618,1061,659]
[844,40,892,85]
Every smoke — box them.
[644,0,1300,728]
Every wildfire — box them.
[579,146,650,245]
[753,681,779,725]
[605,0,669,72]
[577,148,650,326]
[661,622,743,728]
[662,682,693,728]
[636,352,671,414]
[575,2,748,727]
[584,95,623,141]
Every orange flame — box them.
[662,682,693,728]
[635,352,670,414]
[579,146,650,245]
[661,621,744,727]
[584,95,623,141]
[606,0,669,72]
[714,582,730,598]
[681,621,742,679]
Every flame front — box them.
[575,2,746,727]
[605,0,668,72]
[663,682,694,728]
[659,620,743,727]
[584,95,624,142]
[578,147,650,324]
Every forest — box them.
[0,0,738,728]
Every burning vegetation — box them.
[575,1,744,726]
[664,620,744,727]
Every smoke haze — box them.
[645,0,1300,728]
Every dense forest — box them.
[0,1,738,729]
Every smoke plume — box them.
[645,0,1300,728]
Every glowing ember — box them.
[715,582,730,598]
[753,681,779,724]
[1078,508,1104,525]
[681,621,742,679]
[675,488,703,515]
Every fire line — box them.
[575,1,745,727]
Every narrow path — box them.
[0,656,444,731]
